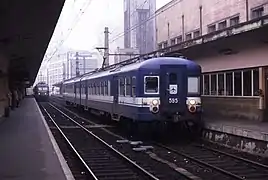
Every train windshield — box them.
[38,87,48,91]
[144,76,159,94]
[188,77,199,94]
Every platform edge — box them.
[34,99,75,180]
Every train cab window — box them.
[188,77,199,94]
[144,76,159,94]
[169,73,177,84]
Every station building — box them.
[156,0,268,122]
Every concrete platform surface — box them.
[204,119,268,141]
[0,98,74,180]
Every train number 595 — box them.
[169,98,178,104]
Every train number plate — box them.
[169,98,179,104]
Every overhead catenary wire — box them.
[109,0,180,44]
[44,0,93,63]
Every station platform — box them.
[203,119,268,157]
[0,97,74,180]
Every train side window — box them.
[125,77,131,96]
[108,80,110,96]
[97,82,100,95]
[119,78,125,96]
[100,82,103,95]
[105,81,108,96]
[144,76,159,94]
[169,73,177,84]
[131,76,136,97]
[93,83,96,95]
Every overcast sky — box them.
[60,0,171,52]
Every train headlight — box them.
[152,99,159,106]
[189,99,196,105]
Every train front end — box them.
[34,83,49,102]
[140,58,203,133]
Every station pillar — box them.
[0,53,10,118]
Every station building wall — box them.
[195,43,268,122]
[156,0,268,47]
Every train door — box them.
[80,81,83,106]
[74,82,77,103]
[85,80,88,107]
[111,76,119,117]
[160,65,187,113]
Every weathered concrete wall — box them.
[202,129,268,157]
[0,53,9,117]
[156,0,268,44]
[202,96,261,122]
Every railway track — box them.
[46,98,268,180]
[40,102,193,180]
[155,143,268,180]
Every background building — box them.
[42,49,99,90]
[114,47,140,63]
[156,0,268,122]
[66,51,99,79]
[124,0,156,54]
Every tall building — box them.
[124,0,156,54]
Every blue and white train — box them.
[63,55,202,131]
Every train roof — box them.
[63,57,200,84]
[34,82,49,87]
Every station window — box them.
[193,30,200,38]
[202,68,259,97]
[203,74,209,95]
[158,43,162,50]
[218,73,224,95]
[243,70,252,96]
[176,36,182,44]
[230,16,239,26]
[226,72,233,95]
[251,6,264,19]
[210,74,217,95]
[185,33,192,41]
[218,20,227,30]
[208,24,216,33]
[170,38,176,45]
[144,76,159,94]
[163,41,168,48]
[234,71,242,96]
